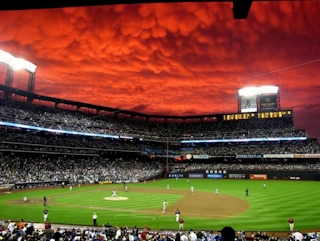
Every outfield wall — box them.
[168,170,319,180]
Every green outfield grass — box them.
[0,179,319,231]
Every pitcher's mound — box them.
[104,197,128,201]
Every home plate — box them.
[104,197,128,201]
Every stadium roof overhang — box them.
[0,84,220,120]
[0,0,300,19]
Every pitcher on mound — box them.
[111,190,118,198]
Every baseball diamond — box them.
[1,179,320,231]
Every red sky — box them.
[0,1,320,139]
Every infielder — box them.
[191,186,194,195]
[162,200,168,213]
[167,184,170,189]
[111,190,118,197]
[215,188,219,195]
[23,195,27,202]
[175,209,180,222]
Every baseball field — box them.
[0,178,319,231]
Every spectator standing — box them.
[196,230,203,241]
[288,217,294,232]
[26,222,34,236]
[44,224,54,241]
[220,227,236,241]
[175,232,181,241]
[292,230,303,241]
[7,220,15,233]
[18,219,24,230]
[189,230,197,241]
[115,226,122,241]
[53,228,62,241]
[181,232,188,241]
[132,226,139,240]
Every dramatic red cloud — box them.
[0,1,320,138]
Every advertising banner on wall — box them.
[193,155,209,159]
[168,173,185,178]
[236,154,263,158]
[289,176,301,180]
[98,181,113,184]
[250,174,267,180]
[263,154,293,158]
[229,174,246,179]
[240,96,257,113]
[189,173,204,179]
[207,174,223,179]
[293,154,320,158]
[260,95,277,111]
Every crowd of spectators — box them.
[0,127,317,159]
[0,154,165,185]
[0,126,140,154]
[192,140,320,156]
[170,161,320,173]
[0,98,306,141]
[2,219,317,241]
[1,219,294,241]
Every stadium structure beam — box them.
[0,0,309,19]
[5,66,14,88]
[233,0,252,19]
[28,72,36,93]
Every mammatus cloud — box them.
[0,1,320,137]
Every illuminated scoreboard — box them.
[223,113,252,120]
[223,110,292,121]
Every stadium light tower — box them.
[0,49,37,93]
[238,85,280,113]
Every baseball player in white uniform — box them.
[263,183,266,189]
[167,184,170,189]
[175,209,180,222]
[111,190,118,197]
[162,200,167,213]
[125,185,128,192]
[215,188,219,194]
[43,209,49,221]
[191,186,194,195]
[70,185,72,191]
[23,195,27,202]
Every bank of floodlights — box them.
[0,49,37,93]
[238,85,279,113]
